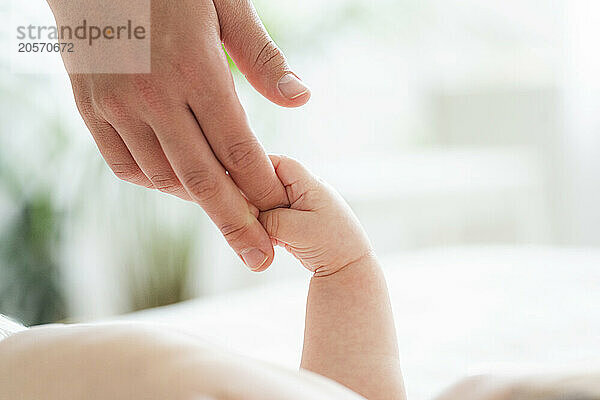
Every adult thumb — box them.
[214,0,311,107]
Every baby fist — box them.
[258,155,373,276]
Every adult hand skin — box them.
[46,0,311,271]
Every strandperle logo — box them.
[16,20,147,46]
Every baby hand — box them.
[259,155,373,276]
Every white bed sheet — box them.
[126,246,600,400]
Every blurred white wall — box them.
[560,0,600,246]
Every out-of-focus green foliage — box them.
[124,212,197,312]
[0,65,203,320]
[0,75,70,325]
[0,191,66,325]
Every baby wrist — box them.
[312,250,377,278]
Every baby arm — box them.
[259,156,406,400]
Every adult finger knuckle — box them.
[95,92,129,121]
[248,179,288,210]
[149,172,182,194]
[252,38,286,76]
[181,169,220,202]
[69,73,86,91]
[172,59,200,87]
[132,75,168,114]
[109,162,145,184]
[74,92,97,121]
[224,139,263,172]
[219,220,252,244]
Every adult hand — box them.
[47,0,311,271]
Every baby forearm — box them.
[301,254,406,400]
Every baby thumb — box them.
[258,208,309,245]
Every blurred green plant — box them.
[124,217,197,312]
[0,74,70,326]
[0,64,202,320]
[0,191,67,326]
[127,233,192,311]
